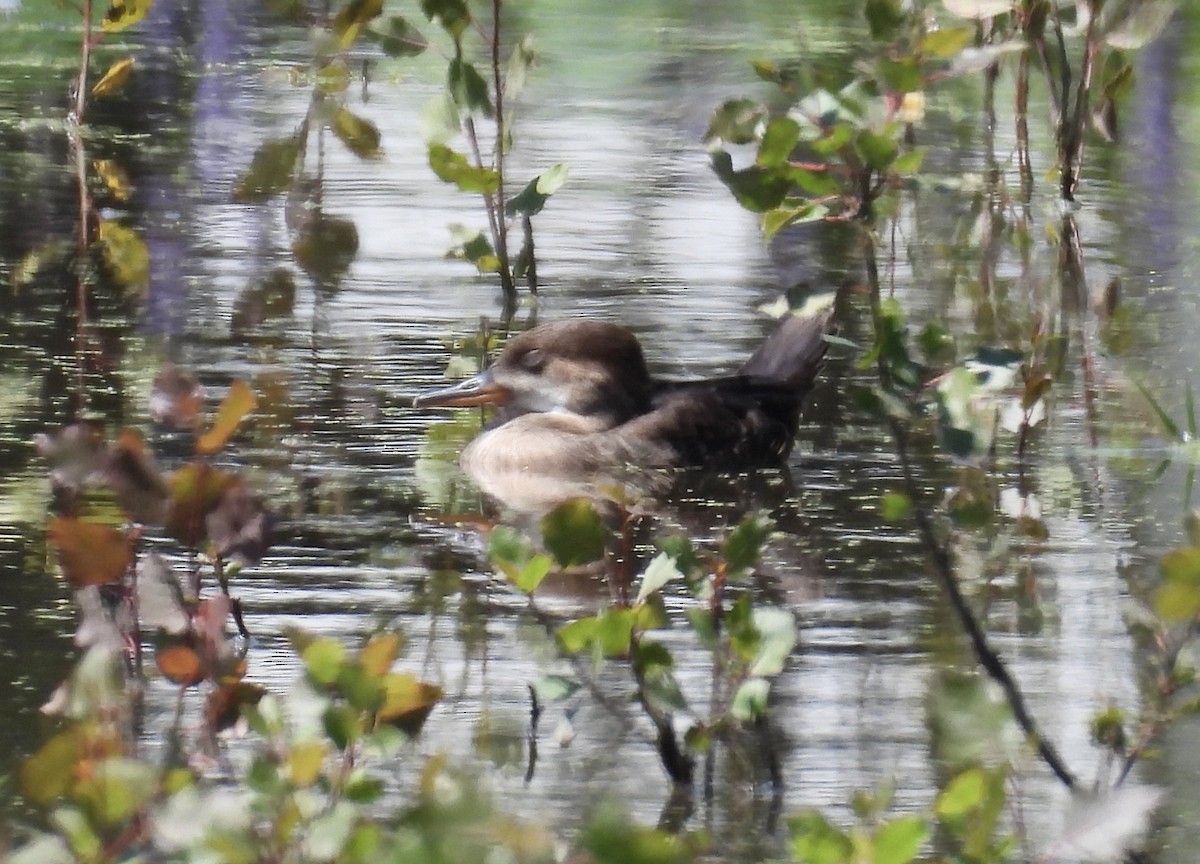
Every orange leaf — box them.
[196,381,256,455]
[156,643,205,687]
[48,517,132,587]
[205,682,266,731]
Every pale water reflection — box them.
[1,0,1198,860]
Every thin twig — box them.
[863,234,1078,791]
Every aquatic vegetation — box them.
[3,0,1197,860]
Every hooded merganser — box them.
[413,307,832,508]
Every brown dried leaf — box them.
[48,517,132,587]
[205,682,266,731]
[104,429,169,524]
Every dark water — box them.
[3,0,1200,859]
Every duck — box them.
[413,305,833,510]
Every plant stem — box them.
[862,231,1078,791]
[490,0,514,299]
[74,0,91,122]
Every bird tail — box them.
[738,303,833,392]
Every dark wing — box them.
[621,310,831,468]
[620,377,803,468]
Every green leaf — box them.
[723,514,772,577]
[749,606,797,677]
[420,92,461,145]
[711,151,790,212]
[303,638,346,686]
[790,166,841,196]
[705,98,764,145]
[428,144,499,194]
[541,499,608,567]
[488,525,536,578]
[921,26,975,58]
[596,609,635,656]
[505,35,538,100]
[233,136,302,202]
[445,223,496,270]
[506,163,569,216]
[763,202,829,242]
[330,108,382,159]
[636,552,683,604]
[731,677,770,721]
[878,56,922,93]
[810,123,854,157]
[448,58,493,116]
[758,117,800,167]
[872,816,928,864]
[881,491,912,521]
[855,129,899,171]
[533,674,580,702]
[72,758,156,828]
[686,608,718,649]
[337,662,386,712]
[323,704,361,750]
[936,766,988,817]
[513,554,553,593]
[1104,1,1176,50]
[365,15,428,57]
[343,772,385,803]
[419,0,470,37]
[1155,547,1200,621]
[20,728,79,806]
[892,147,926,174]
[557,617,598,654]
[865,0,908,40]
[789,811,853,864]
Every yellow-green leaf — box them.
[93,159,134,202]
[20,728,80,806]
[196,381,256,456]
[379,672,443,735]
[331,108,382,159]
[333,0,383,48]
[91,57,135,97]
[102,0,155,32]
[358,632,404,677]
[96,220,150,291]
[286,741,326,787]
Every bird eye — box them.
[519,348,544,372]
